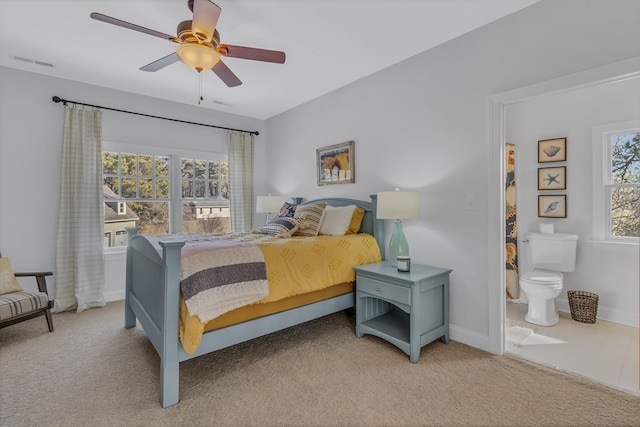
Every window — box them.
[102,143,230,248]
[180,158,230,234]
[592,121,640,242]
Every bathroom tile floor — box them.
[506,301,639,396]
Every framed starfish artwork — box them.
[538,166,566,190]
[538,195,567,218]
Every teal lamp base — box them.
[388,219,409,266]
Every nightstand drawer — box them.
[357,276,410,306]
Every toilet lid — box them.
[521,271,561,285]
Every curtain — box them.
[54,107,106,312]
[228,132,255,232]
[505,143,519,300]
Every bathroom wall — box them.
[506,77,639,326]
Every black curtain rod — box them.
[51,96,259,136]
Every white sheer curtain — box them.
[228,132,255,232]
[55,106,106,312]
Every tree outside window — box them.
[609,132,639,238]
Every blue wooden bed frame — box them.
[124,196,384,407]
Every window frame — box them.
[103,141,228,253]
[591,120,640,243]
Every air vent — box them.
[211,99,234,107]
[11,55,55,69]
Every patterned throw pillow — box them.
[293,202,327,237]
[278,202,297,218]
[259,216,304,237]
[0,258,24,295]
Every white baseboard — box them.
[104,290,125,303]
[450,324,493,353]
[556,299,638,327]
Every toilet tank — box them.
[525,232,578,272]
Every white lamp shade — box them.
[256,195,283,213]
[376,191,420,219]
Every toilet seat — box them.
[521,271,562,286]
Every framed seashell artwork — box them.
[538,194,567,218]
[538,137,566,163]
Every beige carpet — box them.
[1,301,638,427]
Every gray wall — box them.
[0,68,266,300]
[264,0,640,349]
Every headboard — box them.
[298,195,385,259]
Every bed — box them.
[124,196,385,407]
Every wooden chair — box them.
[0,255,54,332]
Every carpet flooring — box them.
[1,300,638,427]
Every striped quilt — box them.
[161,234,269,324]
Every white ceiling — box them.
[0,0,538,120]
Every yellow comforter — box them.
[179,233,382,355]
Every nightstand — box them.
[354,261,451,363]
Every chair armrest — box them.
[14,272,53,277]
[14,272,53,295]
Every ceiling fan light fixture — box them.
[176,43,220,72]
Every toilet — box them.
[519,231,578,326]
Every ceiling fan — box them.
[90,0,286,87]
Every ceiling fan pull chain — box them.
[198,71,203,105]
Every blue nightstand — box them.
[354,261,451,363]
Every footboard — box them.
[125,228,183,407]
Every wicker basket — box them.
[567,290,599,324]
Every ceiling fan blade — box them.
[192,0,221,42]
[212,61,242,87]
[90,12,177,42]
[140,53,181,72]
[218,44,286,63]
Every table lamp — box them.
[376,189,420,266]
[256,195,283,224]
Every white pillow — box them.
[319,205,357,236]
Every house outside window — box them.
[102,143,230,249]
[592,121,640,242]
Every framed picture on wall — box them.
[538,195,567,218]
[316,140,355,185]
[537,166,566,190]
[538,137,567,163]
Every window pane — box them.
[103,152,119,174]
[139,179,153,198]
[121,178,137,198]
[104,177,119,196]
[156,179,169,199]
[195,160,206,179]
[195,180,206,198]
[611,132,640,184]
[208,181,219,198]
[611,186,640,237]
[138,155,153,176]
[129,201,170,236]
[209,162,219,179]
[181,159,193,179]
[221,181,229,199]
[182,180,193,198]
[181,202,231,234]
[221,162,229,180]
[156,156,169,177]
[121,153,136,176]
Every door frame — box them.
[487,56,640,355]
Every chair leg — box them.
[44,308,54,332]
